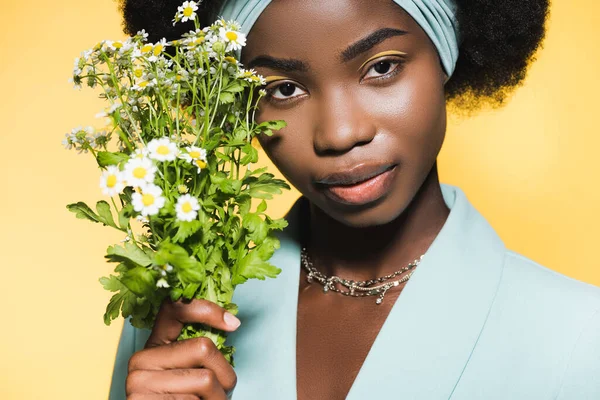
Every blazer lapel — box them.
[345,184,506,399]
[229,184,506,400]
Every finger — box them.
[128,394,200,400]
[146,298,241,348]
[129,337,237,391]
[127,368,228,400]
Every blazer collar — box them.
[229,184,506,399]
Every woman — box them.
[110,0,600,399]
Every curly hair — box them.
[118,0,550,112]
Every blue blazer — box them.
[109,184,600,399]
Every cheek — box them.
[367,67,447,168]
[255,108,314,188]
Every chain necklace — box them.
[300,247,424,305]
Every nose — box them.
[312,87,376,155]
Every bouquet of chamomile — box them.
[64,1,289,363]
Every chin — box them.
[311,191,413,229]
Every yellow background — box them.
[0,0,598,398]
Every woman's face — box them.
[241,0,448,227]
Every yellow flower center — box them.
[113,41,123,49]
[183,7,194,17]
[194,37,205,45]
[157,145,170,155]
[225,56,237,64]
[225,31,238,42]
[195,160,207,169]
[177,185,189,194]
[142,193,155,206]
[134,68,144,78]
[176,74,182,81]
[182,202,193,213]
[153,44,164,56]
[106,174,118,188]
[138,80,149,88]
[141,44,153,53]
[189,151,201,159]
[133,167,147,179]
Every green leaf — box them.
[104,290,128,325]
[224,81,244,93]
[243,166,268,179]
[106,242,153,267]
[172,220,202,243]
[66,202,100,223]
[256,200,267,213]
[182,283,200,299]
[219,91,235,104]
[97,151,129,167]
[118,204,133,230]
[170,287,183,302]
[120,266,155,297]
[219,178,242,195]
[205,277,219,304]
[233,240,282,285]
[243,213,268,245]
[99,275,122,292]
[257,120,287,136]
[96,201,118,229]
[236,195,252,217]
[240,143,258,165]
[267,216,289,231]
[154,242,205,284]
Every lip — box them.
[315,163,397,206]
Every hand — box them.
[125,298,241,399]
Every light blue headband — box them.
[218,0,460,77]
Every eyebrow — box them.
[247,56,309,73]
[246,27,408,73]
[340,28,408,63]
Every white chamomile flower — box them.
[132,77,156,91]
[106,40,125,52]
[156,278,170,288]
[148,137,179,161]
[131,183,165,216]
[100,165,125,196]
[179,146,207,163]
[218,27,246,51]
[180,146,207,173]
[91,131,111,149]
[124,156,157,187]
[175,194,200,222]
[136,29,149,40]
[177,1,198,23]
[155,263,174,277]
[132,147,150,159]
[238,68,265,84]
[62,132,77,150]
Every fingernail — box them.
[224,312,241,329]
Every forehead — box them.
[241,0,426,62]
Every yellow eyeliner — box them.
[358,50,407,71]
[264,75,288,84]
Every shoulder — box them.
[492,250,600,398]
[501,250,600,309]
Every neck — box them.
[306,163,449,281]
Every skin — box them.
[127,0,452,398]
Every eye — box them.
[362,59,404,82]
[264,81,308,103]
